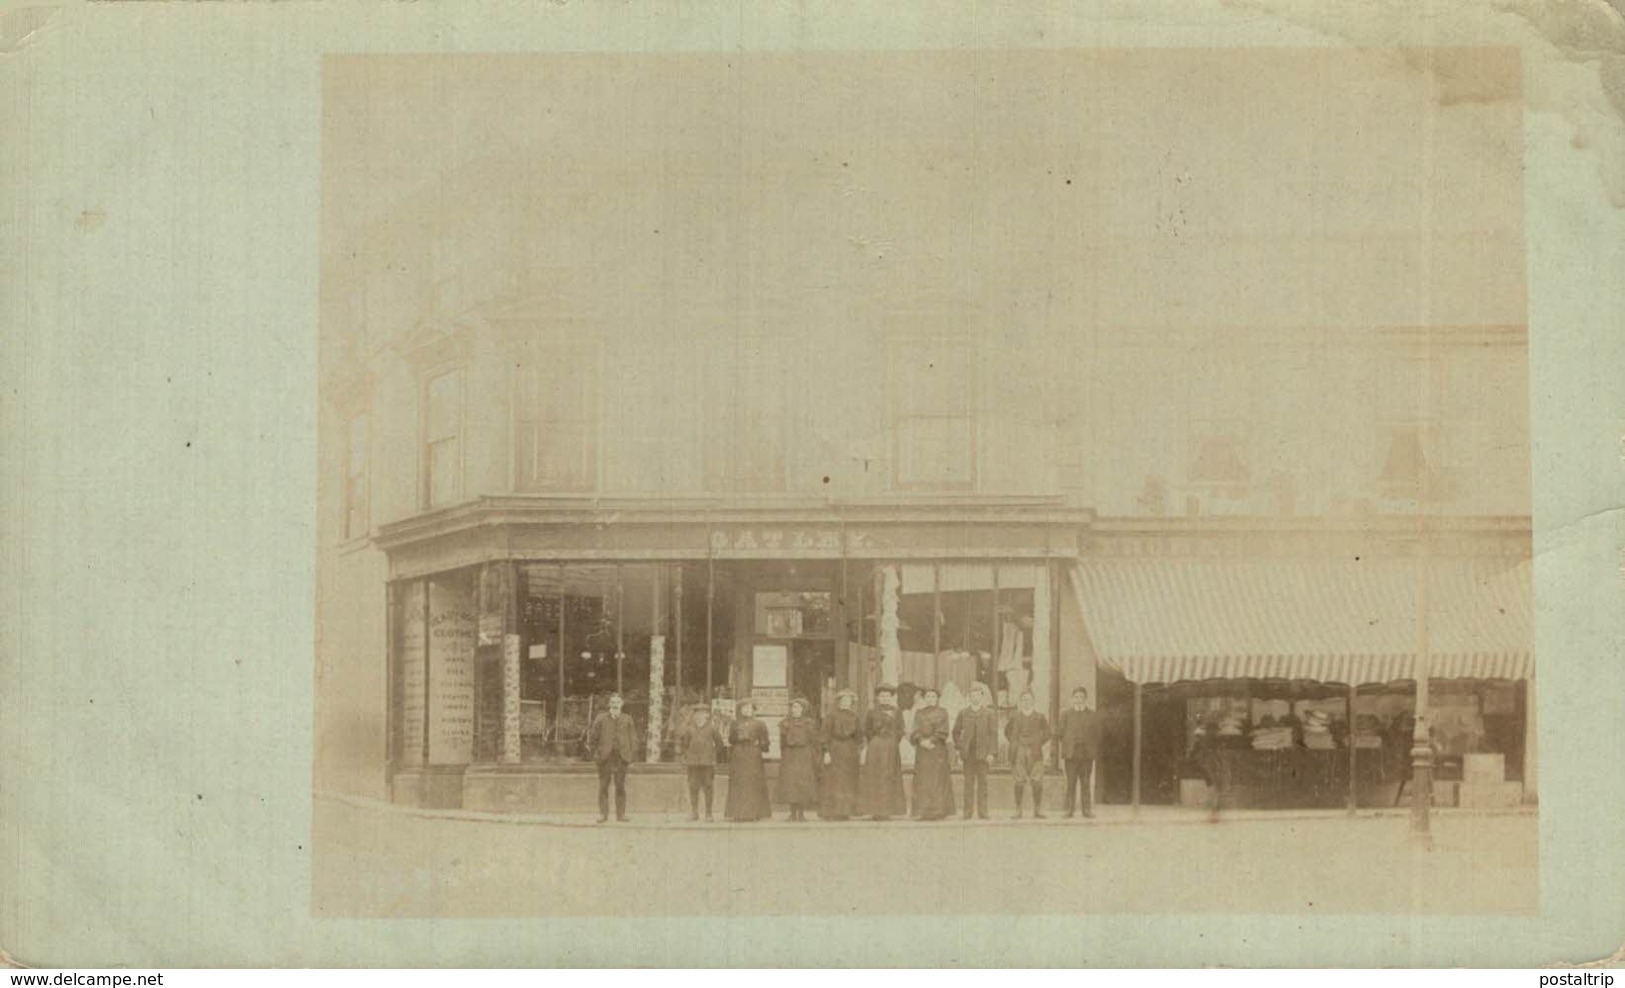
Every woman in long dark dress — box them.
[909,687,956,820]
[819,689,863,821]
[725,698,772,822]
[777,697,820,821]
[856,684,907,821]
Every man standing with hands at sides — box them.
[676,703,725,822]
[586,693,638,823]
[952,682,998,820]
[1056,686,1102,819]
[1004,690,1051,819]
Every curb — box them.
[315,791,1536,832]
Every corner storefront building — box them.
[316,50,1535,816]
[374,501,1098,810]
[372,503,1534,813]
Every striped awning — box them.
[1069,556,1533,687]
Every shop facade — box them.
[373,500,1535,813]
[376,500,1099,809]
[1073,519,1536,810]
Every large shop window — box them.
[1123,678,1527,809]
[882,563,1052,760]
[515,563,728,763]
[890,339,975,490]
[394,571,478,766]
[515,342,597,492]
[423,368,464,508]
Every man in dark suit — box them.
[586,692,638,822]
[1056,686,1103,818]
[951,682,998,820]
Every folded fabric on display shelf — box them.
[1251,727,1294,750]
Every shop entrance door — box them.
[790,639,836,719]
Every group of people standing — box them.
[584,682,1102,824]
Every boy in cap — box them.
[676,703,725,821]
[1004,690,1050,819]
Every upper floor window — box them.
[1374,356,1447,500]
[423,368,464,508]
[1186,358,1252,497]
[890,338,975,490]
[1378,423,1450,500]
[343,411,369,539]
[515,342,598,493]
[607,343,701,494]
[729,339,793,493]
[1189,425,1251,488]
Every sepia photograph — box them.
[312,47,1537,919]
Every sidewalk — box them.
[320,790,1536,830]
[311,793,1539,919]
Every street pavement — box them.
[311,794,1537,918]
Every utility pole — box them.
[1410,524,1433,849]
[1410,345,1438,849]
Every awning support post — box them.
[1347,682,1358,815]
[556,564,566,756]
[674,568,684,707]
[705,557,715,702]
[1131,680,1143,814]
[1411,542,1434,848]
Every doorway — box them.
[789,639,837,717]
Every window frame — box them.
[1372,353,1444,501]
[888,335,978,492]
[728,336,797,494]
[420,364,467,510]
[510,338,601,495]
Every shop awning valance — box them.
[1069,556,1533,687]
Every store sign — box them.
[400,583,427,765]
[428,577,477,765]
[710,527,880,556]
[478,612,503,647]
[753,687,791,718]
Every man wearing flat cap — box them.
[585,692,638,823]
[676,703,725,822]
